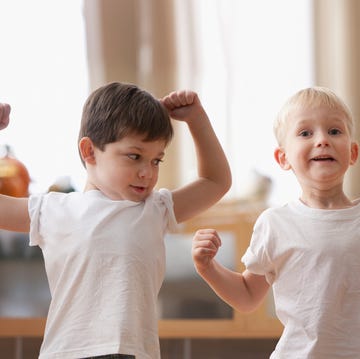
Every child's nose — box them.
[138,163,153,178]
[315,131,330,147]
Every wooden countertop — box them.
[0,318,45,337]
[0,318,281,339]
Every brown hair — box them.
[78,82,173,160]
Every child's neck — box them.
[300,187,354,209]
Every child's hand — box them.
[161,90,205,123]
[192,228,221,272]
[0,103,10,130]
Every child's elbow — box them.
[219,171,232,196]
[225,173,232,193]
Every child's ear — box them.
[350,141,359,165]
[78,137,96,165]
[274,147,291,170]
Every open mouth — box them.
[131,185,146,192]
[311,156,334,162]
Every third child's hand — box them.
[0,103,10,130]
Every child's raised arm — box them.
[161,90,232,223]
[192,228,269,312]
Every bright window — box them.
[0,0,89,193]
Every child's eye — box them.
[153,159,163,166]
[299,130,311,137]
[329,128,341,135]
[127,154,140,160]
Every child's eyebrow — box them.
[127,145,165,157]
[294,116,346,126]
[127,145,144,151]
[290,119,312,130]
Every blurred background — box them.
[0,0,359,204]
[2,0,359,206]
[1,1,360,358]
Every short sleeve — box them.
[241,211,276,284]
[157,188,178,232]
[28,193,45,247]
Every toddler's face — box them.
[90,134,167,201]
[275,105,358,190]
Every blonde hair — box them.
[274,87,355,145]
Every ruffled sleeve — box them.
[28,193,45,247]
[157,188,178,232]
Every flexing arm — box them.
[192,229,269,312]
[161,91,231,223]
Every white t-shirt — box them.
[242,198,360,358]
[29,189,177,359]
